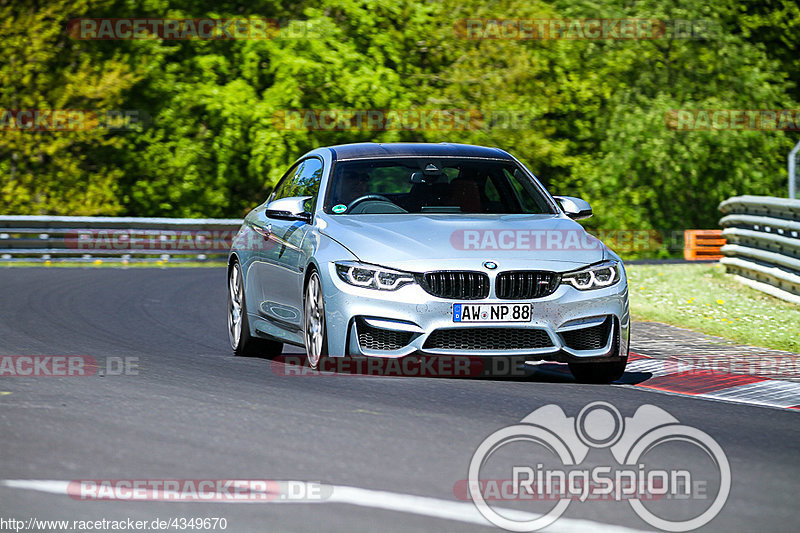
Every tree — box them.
[0,0,140,215]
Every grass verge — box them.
[627,263,800,353]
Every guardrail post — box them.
[790,139,800,199]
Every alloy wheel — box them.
[227,263,243,350]
[304,271,326,368]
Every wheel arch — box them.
[303,259,321,292]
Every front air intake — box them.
[423,328,553,351]
[560,317,613,351]
[357,319,414,351]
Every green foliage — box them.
[553,0,795,233]
[0,0,141,214]
[1,0,797,251]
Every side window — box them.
[270,162,301,203]
[294,158,324,211]
[271,158,324,210]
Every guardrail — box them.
[718,195,800,303]
[0,215,243,262]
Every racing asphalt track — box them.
[0,268,798,532]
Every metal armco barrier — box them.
[0,215,243,262]
[719,195,800,303]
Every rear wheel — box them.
[304,270,328,369]
[228,260,283,358]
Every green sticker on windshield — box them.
[332,204,347,214]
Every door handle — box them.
[252,223,272,240]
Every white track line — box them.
[1,479,649,532]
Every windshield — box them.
[325,158,557,215]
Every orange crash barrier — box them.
[684,229,726,260]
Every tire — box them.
[303,270,328,369]
[568,358,627,384]
[568,323,628,384]
[228,260,283,358]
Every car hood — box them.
[318,213,607,272]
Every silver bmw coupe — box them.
[227,143,629,383]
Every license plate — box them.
[453,303,532,323]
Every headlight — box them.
[335,261,415,291]
[561,261,621,290]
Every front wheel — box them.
[304,270,328,369]
[228,261,283,358]
[569,320,629,384]
[568,358,627,384]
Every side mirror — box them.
[553,196,592,220]
[265,196,313,223]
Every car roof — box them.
[321,142,514,161]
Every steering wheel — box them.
[345,194,394,213]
